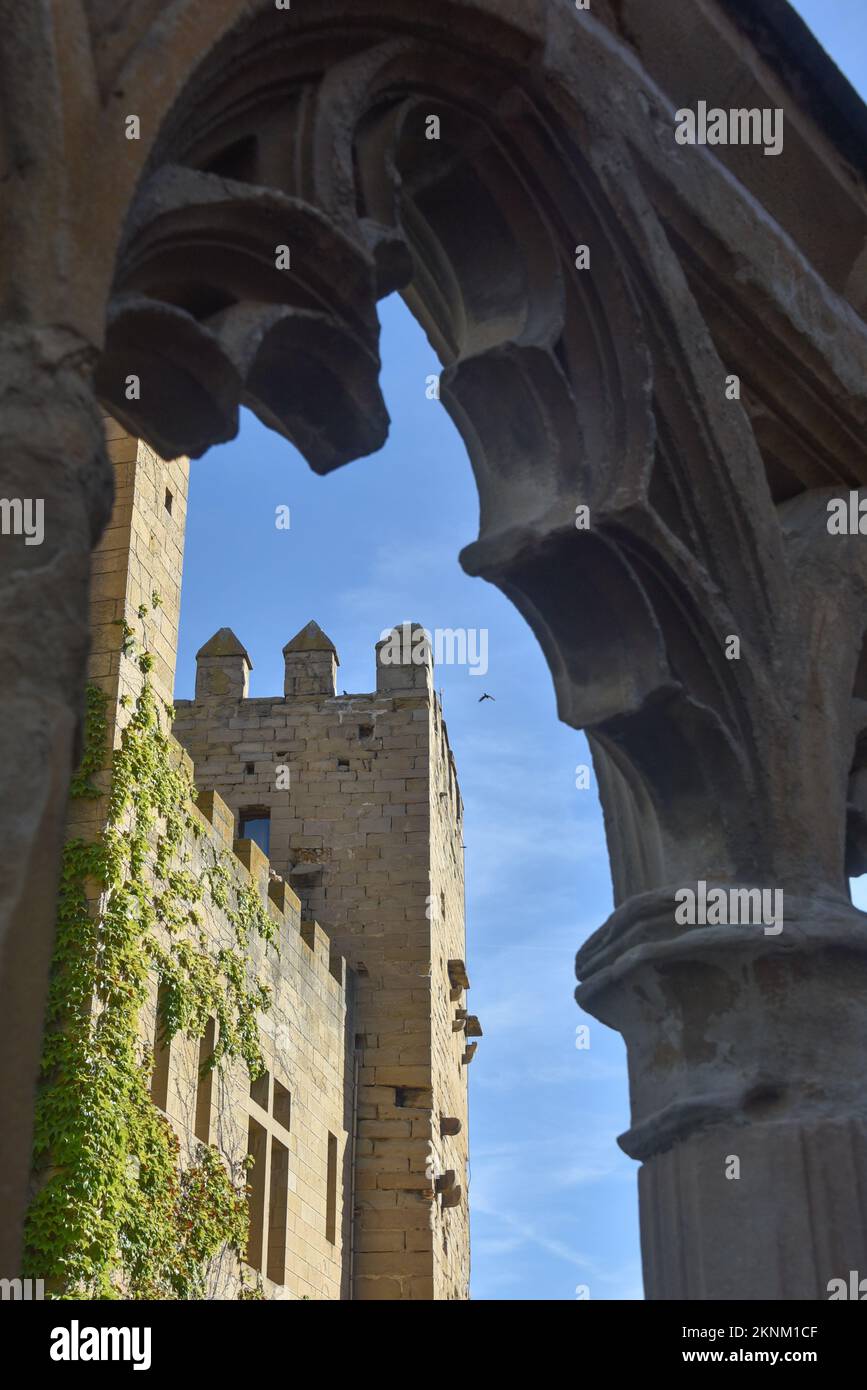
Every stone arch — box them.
[92,0,767,908]
[4,0,867,1297]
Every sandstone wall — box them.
[427,699,472,1300]
[142,777,353,1301]
[172,625,474,1298]
[72,422,354,1300]
[81,422,474,1300]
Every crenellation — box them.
[137,734,352,1300]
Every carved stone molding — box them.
[2,0,867,1293]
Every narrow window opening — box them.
[150,981,171,1110]
[267,1137,289,1284]
[250,1069,270,1110]
[164,487,173,515]
[245,1117,267,1273]
[239,808,270,854]
[325,1132,338,1244]
[194,1016,216,1142]
[273,1078,291,1130]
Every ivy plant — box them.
[24,610,275,1299]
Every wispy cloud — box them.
[470,1204,643,1300]
[474,1057,628,1093]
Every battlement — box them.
[151,738,352,1299]
[186,619,436,699]
[173,619,472,1300]
[175,619,464,825]
[188,773,348,994]
[80,422,471,1301]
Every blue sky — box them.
[174,2,865,1301]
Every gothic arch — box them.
[92,0,787,899]
[3,0,867,1297]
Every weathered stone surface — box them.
[40,424,356,1300]
[283,622,338,697]
[174,619,472,1299]
[195,628,252,699]
[0,328,113,1279]
[2,0,867,1297]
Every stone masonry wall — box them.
[427,698,472,1300]
[172,623,474,1299]
[71,421,354,1299]
[81,422,473,1299]
[69,417,189,848]
[142,775,353,1301]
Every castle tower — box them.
[66,421,355,1301]
[68,415,189,847]
[77,419,474,1300]
[173,620,475,1299]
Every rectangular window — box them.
[273,1078,291,1130]
[150,981,171,1111]
[250,1069,270,1111]
[325,1132,338,1245]
[239,810,270,855]
[245,1118,268,1273]
[267,1137,289,1285]
[194,1017,216,1143]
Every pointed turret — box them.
[195,628,252,699]
[283,620,339,696]
[376,621,433,694]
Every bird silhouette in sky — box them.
[478,693,495,703]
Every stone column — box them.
[571,495,867,1300]
[577,887,867,1299]
[0,325,113,1276]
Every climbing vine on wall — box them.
[24,607,275,1299]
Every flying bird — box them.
[478,693,495,703]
